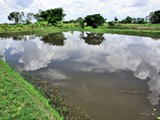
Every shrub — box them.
[108,21,115,26]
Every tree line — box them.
[7,8,160,28]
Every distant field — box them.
[0,23,160,38]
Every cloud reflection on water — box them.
[0,32,160,105]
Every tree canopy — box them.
[120,16,133,23]
[8,12,23,24]
[34,8,66,25]
[8,12,34,24]
[149,10,160,24]
[114,17,118,23]
[7,8,160,26]
[76,17,84,28]
[25,13,34,24]
[84,14,106,28]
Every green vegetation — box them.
[114,17,118,23]
[121,16,133,23]
[34,8,65,25]
[108,21,115,26]
[0,60,62,120]
[149,10,160,24]
[0,22,160,38]
[8,12,23,24]
[84,14,106,28]
[0,8,159,38]
[8,12,34,24]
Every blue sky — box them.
[0,0,160,23]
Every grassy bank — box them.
[0,60,63,120]
[0,23,160,38]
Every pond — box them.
[0,31,160,120]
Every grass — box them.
[0,60,63,120]
[81,26,160,38]
[0,23,160,38]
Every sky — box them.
[0,0,160,23]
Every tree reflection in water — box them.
[41,33,66,46]
[0,35,36,41]
[80,32,105,45]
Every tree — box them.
[114,17,118,23]
[149,10,160,24]
[8,12,23,24]
[34,9,45,22]
[76,17,84,28]
[68,19,76,23]
[84,14,106,28]
[136,18,145,24]
[34,8,66,25]
[20,12,34,24]
[76,17,84,23]
[132,18,137,23]
[125,16,132,23]
[120,16,133,23]
[25,13,34,24]
[108,21,115,26]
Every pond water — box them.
[0,32,160,120]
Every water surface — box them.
[0,32,160,120]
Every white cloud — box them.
[0,0,160,23]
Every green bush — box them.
[108,21,115,26]
[55,21,63,28]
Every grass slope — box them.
[0,60,63,120]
